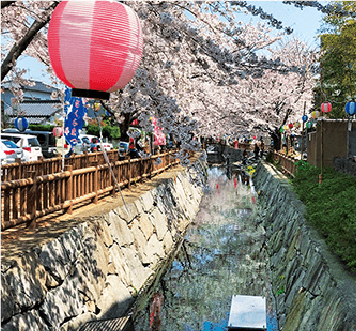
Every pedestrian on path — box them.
[254,143,260,159]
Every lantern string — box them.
[95,112,129,213]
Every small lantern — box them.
[311,111,319,119]
[306,122,313,129]
[289,123,294,129]
[279,127,284,133]
[94,102,100,112]
[48,1,143,100]
[14,117,29,132]
[345,101,356,116]
[302,115,308,123]
[53,126,64,137]
[253,135,256,140]
[321,102,332,113]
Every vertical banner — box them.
[152,117,166,146]
[64,87,88,147]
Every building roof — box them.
[2,80,59,94]
[5,100,62,124]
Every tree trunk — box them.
[270,129,281,151]
[120,113,132,142]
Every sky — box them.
[15,0,327,85]
[242,1,326,49]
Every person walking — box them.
[260,139,265,158]
[254,143,260,159]
[242,149,248,165]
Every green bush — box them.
[292,161,356,270]
[29,124,55,131]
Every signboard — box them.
[228,295,266,330]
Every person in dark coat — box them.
[260,139,265,158]
[254,143,260,159]
[242,149,248,165]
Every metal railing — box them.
[1,149,185,231]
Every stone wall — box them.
[1,171,203,331]
[254,162,356,331]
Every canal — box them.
[134,166,277,331]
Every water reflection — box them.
[134,167,277,331]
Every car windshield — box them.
[28,138,40,147]
[2,140,18,148]
[82,138,90,143]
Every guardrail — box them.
[1,149,184,231]
[271,151,297,177]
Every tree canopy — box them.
[319,1,356,118]
[2,1,350,149]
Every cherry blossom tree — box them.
[1,0,324,155]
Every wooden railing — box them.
[1,150,124,182]
[1,149,184,231]
[271,151,297,177]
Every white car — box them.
[0,140,27,164]
[1,132,43,162]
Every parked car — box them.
[81,137,97,153]
[0,132,43,161]
[71,137,91,155]
[3,129,57,158]
[0,140,26,164]
[91,138,113,151]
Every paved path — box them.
[1,164,186,263]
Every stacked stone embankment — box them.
[254,162,356,331]
[1,170,203,331]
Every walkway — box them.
[1,164,186,263]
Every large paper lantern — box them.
[321,102,332,113]
[14,117,29,132]
[345,101,356,116]
[311,111,319,119]
[48,1,143,100]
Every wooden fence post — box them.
[15,158,22,179]
[91,162,98,204]
[26,171,37,229]
[65,165,73,215]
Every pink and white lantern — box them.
[321,102,332,113]
[53,126,64,137]
[48,1,143,100]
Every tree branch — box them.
[1,1,59,82]
[1,1,16,9]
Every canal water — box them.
[134,166,277,331]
